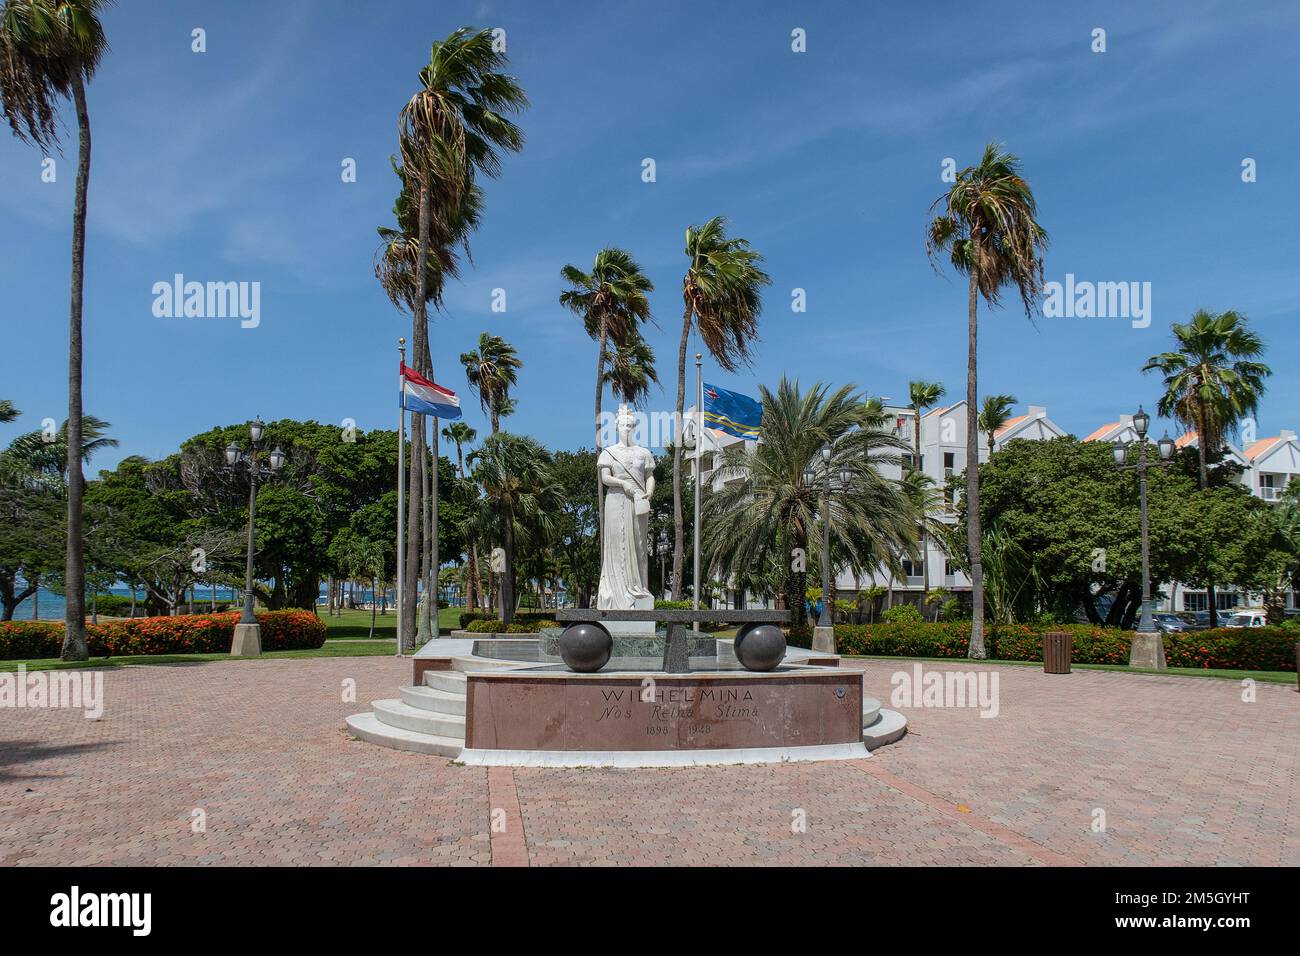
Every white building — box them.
[686,401,1297,615]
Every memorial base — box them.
[231,623,262,656]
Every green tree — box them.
[468,432,561,625]
[1,0,111,660]
[461,332,521,434]
[394,24,526,650]
[673,216,771,599]
[603,330,659,408]
[701,378,917,628]
[559,247,655,453]
[927,142,1048,658]
[977,394,1018,456]
[1143,309,1271,625]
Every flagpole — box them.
[396,338,406,658]
[693,353,702,634]
[430,361,440,640]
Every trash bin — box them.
[1044,631,1072,674]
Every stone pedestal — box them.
[1129,630,1166,669]
[231,623,262,656]
[602,595,656,636]
[812,625,836,655]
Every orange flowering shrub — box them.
[0,610,326,660]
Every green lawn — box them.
[841,653,1296,685]
[0,640,398,673]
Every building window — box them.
[1216,592,1240,611]
[1260,473,1280,501]
[1183,592,1207,611]
[944,560,954,577]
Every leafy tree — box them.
[394,25,526,647]
[468,432,561,625]
[1143,309,1271,624]
[560,247,655,453]
[927,142,1048,658]
[1,0,112,661]
[702,378,918,627]
[461,332,521,434]
[672,217,770,599]
[977,394,1018,456]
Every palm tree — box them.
[673,217,771,598]
[927,142,1048,659]
[443,420,482,611]
[907,379,945,601]
[1,414,117,489]
[603,330,659,408]
[468,432,561,625]
[559,248,655,449]
[461,332,521,434]
[701,378,917,626]
[393,25,526,650]
[0,400,18,424]
[1143,309,1270,625]
[2,0,111,661]
[977,394,1018,457]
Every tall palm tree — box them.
[927,142,1048,659]
[603,331,659,408]
[2,0,111,661]
[977,394,1018,456]
[0,400,19,423]
[461,332,521,434]
[559,247,655,448]
[443,420,482,611]
[702,378,917,625]
[468,432,561,625]
[907,379,945,602]
[394,25,526,650]
[673,217,771,598]
[1143,309,1270,625]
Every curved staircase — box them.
[346,667,905,757]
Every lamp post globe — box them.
[1132,405,1149,439]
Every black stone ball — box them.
[559,623,613,673]
[734,623,786,672]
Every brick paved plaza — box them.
[1,657,1295,866]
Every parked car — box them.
[1179,610,1213,631]
[1223,610,1268,628]
[1151,613,1186,634]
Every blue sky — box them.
[1,0,1297,471]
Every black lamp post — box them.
[803,443,851,647]
[1112,405,1174,667]
[225,419,285,648]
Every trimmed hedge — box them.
[830,621,1297,672]
[464,617,552,634]
[458,610,555,630]
[0,610,327,660]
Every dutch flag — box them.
[400,362,461,419]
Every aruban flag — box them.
[703,382,761,440]
[400,362,461,419]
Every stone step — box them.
[344,712,463,757]
[372,698,466,740]
[862,708,907,750]
[399,684,466,716]
[862,696,881,727]
[423,670,468,694]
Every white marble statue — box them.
[597,405,655,627]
